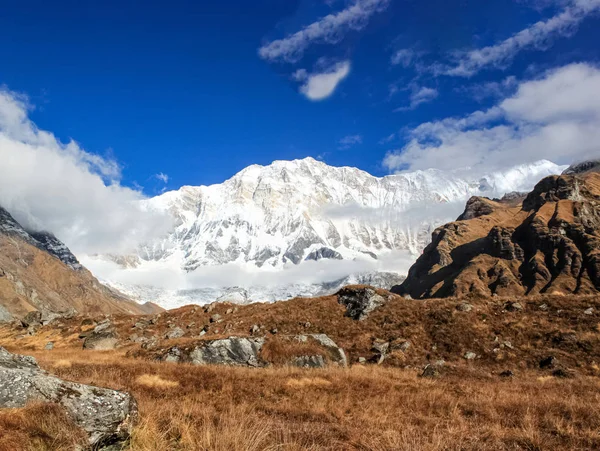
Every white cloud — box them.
[384,63,600,173]
[155,172,169,183]
[394,86,439,111]
[390,48,415,67]
[298,61,351,101]
[434,0,600,77]
[258,0,390,63]
[338,134,363,149]
[0,88,172,255]
[461,76,518,102]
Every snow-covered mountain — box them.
[91,157,565,308]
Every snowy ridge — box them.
[95,157,566,308]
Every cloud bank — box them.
[258,0,390,63]
[384,63,600,173]
[0,88,172,255]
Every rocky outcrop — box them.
[190,337,265,367]
[0,346,137,448]
[394,170,600,298]
[337,286,390,320]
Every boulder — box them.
[190,337,265,367]
[296,334,348,367]
[0,346,137,448]
[165,327,184,339]
[83,321,119,350]
[293,355,326,368]
[337,287,388,320]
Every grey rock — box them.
[456,303,473,312]
[133,320,150,330]
[190,337,265,367]
[584,307,594,315]
[45,342,54,350]
[505,302,523,312]
[308,334,347,367]
[225,308,233,315]
[372,339,390,356]
[293,355,326,368]
[0,346,137,448]
[83,321,119,350]
[250,324,260,334]
[358,357,367,364]
[0,304,13,323]
[337,287,388,321]
[164,347,181,363]
[21,310,42,327]
[464,352,477,360]
[165,327,184,339]
[539,303,549,311]
[210,314,222,323]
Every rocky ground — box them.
[2,286,600,449]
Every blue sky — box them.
[1,0,599,194]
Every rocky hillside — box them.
[394,165,600,299]
[0,206,161,323]
[3,286,600,378]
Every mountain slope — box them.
[136,157,564,270]
[393,167,600,298]
[95,157,565,307]
[0,206,161,322]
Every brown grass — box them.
[1,348,600,450]
[0,403,87,451]
[136,374,179,389]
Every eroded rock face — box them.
[0,346,137,448]
[190,337,265,367]
[394,171,600,298]
[337,287,388,320]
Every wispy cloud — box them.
[432,0,600,77]
[384,63,600,173]
[390,48,415,67]
[338,134,363,149]
[459,76,518,102]
[296,61,351,101]
[394,85,439,111]
[155,172,169,183]
[379,133,396,145]
[258,0,390,63]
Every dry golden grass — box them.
[1,348,600,450]
[136,374,179,389]
[52,359,72,369]
[0,403,87,451]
